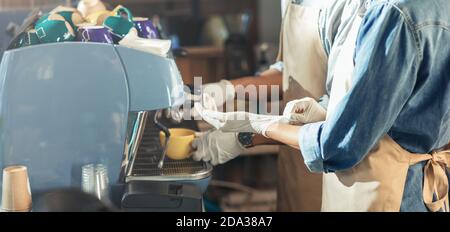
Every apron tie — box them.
[421,150,450,212]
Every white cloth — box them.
[192,130,245,166]
[119,29,171,57]
[195,104,284,137]
[186,92,218,119]
[283,97,327,125]
[202,79,235,108]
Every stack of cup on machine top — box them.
[32,4,132,45]
[34,6,84,44]
[13,0,171,56]
[13,6,82,48]
[81,3,170,56]
[83,4,136,43]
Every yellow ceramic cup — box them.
[160,128,196,160]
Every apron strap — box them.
[276,0,293,62]
[276,22,284,62]
[411,150,450,212]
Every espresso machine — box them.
[0,42,212,211]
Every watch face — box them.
[238,132,253,148]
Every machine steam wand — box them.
[154,110,171,169]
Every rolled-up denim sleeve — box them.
[299,121,325,171]
[299,3,420,173]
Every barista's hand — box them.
[192,130,245,166]
[197,108,283,137]
[186,92,218,119]
[283,97,327,125]
[185,80,234,118]
[202,80,236,108]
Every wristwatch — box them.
[237,132,255,148]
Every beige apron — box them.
[321,8,450,212]
[276,1,328,212]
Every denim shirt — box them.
[299,0,450,211]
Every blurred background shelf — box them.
[175,46,225,85]
[0,0,66,10]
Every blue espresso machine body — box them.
[0,42,185,196]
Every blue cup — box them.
[14,29,40,48]
[103,6,134,43]
[55,11,85,31]
[35,13,76,44]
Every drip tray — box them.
[126,119,212,182]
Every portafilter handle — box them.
[154,110,170,169]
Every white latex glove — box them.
[195,105,284,137]
[283,97,327,125]
[191,130,245,166]
[202,80,235,108]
